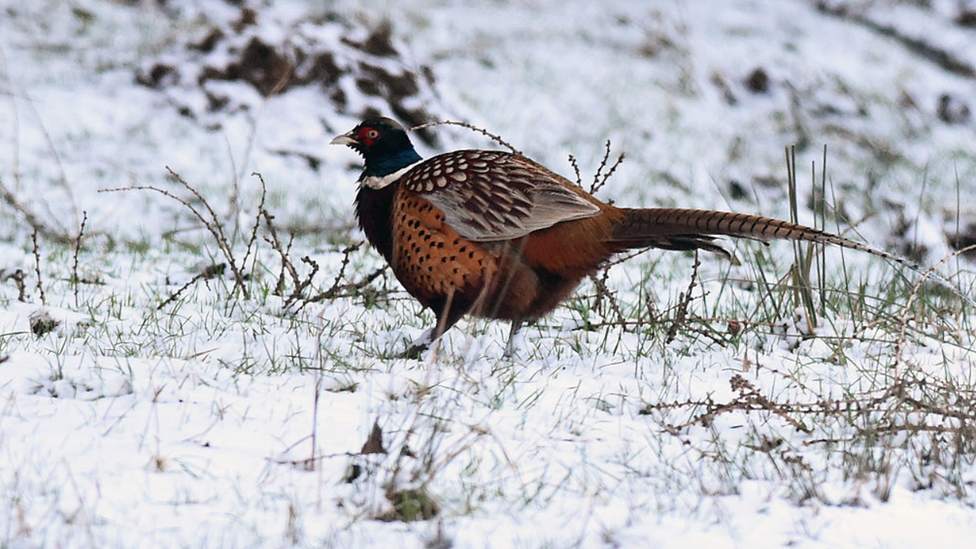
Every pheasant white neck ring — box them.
[362,161,421,190]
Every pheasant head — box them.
[330,117,422,182]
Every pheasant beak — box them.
[330,131,358,146]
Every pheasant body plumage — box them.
[332,117,906,356]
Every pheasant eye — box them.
[355,127,381,143]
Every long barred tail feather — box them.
[613,207,973,306]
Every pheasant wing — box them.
[399,150,601,242]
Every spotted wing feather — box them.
[398,150,601,242]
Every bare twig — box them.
[284,256,321,309]
[262,208,388,310]
[410,120,522,155]
[100,168,250,298]
[262,209,300,296]
[157,263,226,311]
[666,252,701,344]
[589,266,626,327]
[239,173,268,280]
[590,140,624,196]
[166,167,249,296]
[7,269,27,302]
[301,265,388,308]
[290,243,383,308]
[72,211,87,308]
[315,245,359,302]
[567,154,583,186]
[31,228,45,305]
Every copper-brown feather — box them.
[333,118,902,357]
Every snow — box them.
[1,0,976,547]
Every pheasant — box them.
[331,117,924,357]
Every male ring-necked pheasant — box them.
[331,117,906,357]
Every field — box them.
[2,0,976,547]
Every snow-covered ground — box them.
[1,0,975,547]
